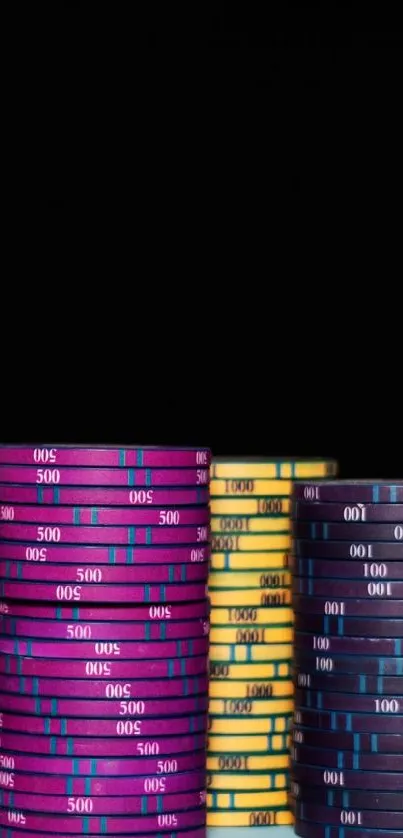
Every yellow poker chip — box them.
[209,717,293,736]
[209,696,294,715]
[209,676,292,701]
[207,810,294,827]
[209,680,293,700]
[210,605,293,625]
[210,625,293,644]
[210,458,337,479]
[209,588,292,607]
[209,643,293,662]
[211,550,290,571]
[207,771,289,790]
[212,533,291,551]
[207,753,291,771]
[210,497,291,515]
[211,515,291,533]
[207,789,288,809]
[209,569,292,589]
[208,728,290,747]
[210,479,293,496]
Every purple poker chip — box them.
[291,759,403,791]
[295,539,403,560]
[293,480,403,505]
[294,688,403,718]
[0,806,206,833]
[293,649,403,675]
[0,601,209,621]
[294,631,403,655]
[0,522,210,545]
[0,504,210,526]
[0,729,207,757]
[0,692,209,717]
[0,560,209,585]
[0,750,206,776]
[0,580,208,603]
[0,673,209,699]
[0,769,206,796]
[294,704,403,734]
[0,445,211,468]
[0,828,206,838]
[0,637,209,660]
[292,593,403,618]
[0,616,210,641]
[293,613,403,637]
[0,788,207,815]
[0,485,210,507]
[293,520,403,542]
[291,742,403,772]
[292,724,403,752]
[293,818,402,838]
[0,465,210,486]
[291,800,403,830]
[292,576,403,597]
[0,654,208,679]
[289,780,403,810]
[0,711,208,738]
[0,541,210,564]
[290,556,403,580]
[294,501,403,523]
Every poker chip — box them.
[0,443,210,833]
[292,479,403,838]
[207,455,337,828]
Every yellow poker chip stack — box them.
[207,456,338,828]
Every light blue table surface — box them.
[209,828,294,837]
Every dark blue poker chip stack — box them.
[290,479,403,838]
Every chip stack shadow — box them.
[0,444,211,838]
[291,479,403,838]
[207,457,337,830]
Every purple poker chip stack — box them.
[290,479,403,838]
[0,444,211,837]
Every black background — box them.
[4,7,402,479]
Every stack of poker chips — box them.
[206,457,338,830]
[290,479,403,838]
[0,444,211,838]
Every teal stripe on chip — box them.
[67,776,73,794]
[142,796,147,814]
[129,526,135,544]
[119,449,126,467]
[85,777,91,795]
[373,484,380,502]
[144,584,150,602]
[338,751,344,769]
[168,659,174,676]
[35,697,41,714]
[146,468,152,486]
[38,485,44,502]
[323,522,329,539]
[83,816,90,834]
[391,485,397,502]
[353,752,359,769]
[51,698,58,715]
[346,712,352,731]
[160,583,165,601]
[74,507,80,524]
[101,816,108,834]
[337,616,343,635]
[161,622,166,640]
[51,736,56,754]
[170,565,175,583]
[73,758,80,776]
[372,733,377,752]
[331,711,337,728]
[56,607,62,618]
[137,450,144,467]
[67,738,73,755]
[308,558,313,577]
[353,733,359,751]
[61,718,67,735]
[33,677,38,695]
[90,758,96,776]
[146,526,151,545]
[45,717,50,734]
[127,547,134,564]
[145,622,150,641]
[377,675,383,694]
[91,508,98,525]
[359,674,365,693]
[128,468,135,486]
